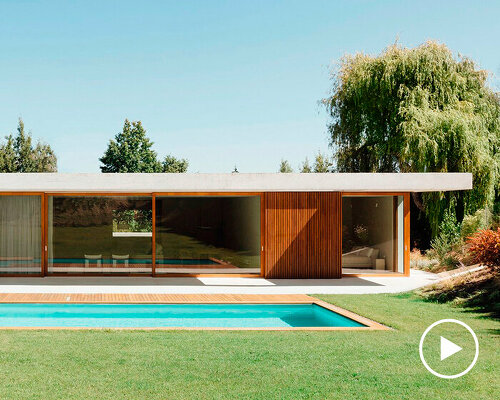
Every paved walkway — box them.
[0,269,439,295]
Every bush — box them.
[410,248,440,272]
[460,208,492,240]
[467,228,500,267]
[418,267,499,317]
[431,210,461,264]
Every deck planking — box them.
[0,292,314,304]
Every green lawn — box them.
[0,293,498,399]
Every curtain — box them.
[0,196,41,274]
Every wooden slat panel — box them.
[264,192,341,279]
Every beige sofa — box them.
[342,247,379,268]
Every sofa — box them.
[342,247,380,268]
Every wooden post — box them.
[152,193,156,277]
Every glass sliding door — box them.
[155,195,261,274]
[48,196,152,274]
[342,195,404,274]
[0,195,42,275]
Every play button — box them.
[419,319,479,379]
[440,336,462,360]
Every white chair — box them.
[84,254,102,268]
[112,254,129,268]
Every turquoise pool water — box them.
[0,303,366,328]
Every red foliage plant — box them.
[467,228,500,267]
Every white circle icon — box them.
[419,319,479,379]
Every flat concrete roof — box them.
[0,172,472,193]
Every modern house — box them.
[0,173,472,279]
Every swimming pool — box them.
[0,303,367,328]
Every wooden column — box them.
[404,192,411,276]
[152,193,156,276]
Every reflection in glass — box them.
[0,196,41,275]
[48,196,152,274]
[342,196,403,274]
[155,196,261,274]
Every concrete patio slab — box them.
[0,269,438,295]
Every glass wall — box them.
[155,196,261,274]
[0,195,42,275]
[342,195,404,274]
[48,196,152,274]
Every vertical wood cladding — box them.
[264,192,341,279]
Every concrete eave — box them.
[0,172,472,193]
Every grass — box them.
[0,293,498,399]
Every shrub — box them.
[418,267,499,317]
[410,248,440,272]
[467,228,500,267]
[431,210,461,264]
[460,208,492,240]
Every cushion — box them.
[342,255,372,267]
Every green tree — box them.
[313,151,332,172]
[162,155,189,173]
[0,135,16,172]
[100,120,161,172]
[297,152,332,173]
[0,119,57,172]
[279,159,293,173]
[324,41,500,235]
[300,157,312,173]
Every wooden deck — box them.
[0,293,314,304]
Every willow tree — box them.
[324,41,500,235]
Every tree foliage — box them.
[0,119,57,172]
[300,157,312,173]
[312,151,333,172]
[162,155,189,173]
[100,120,161,172]
[291,151,332,173]
[324,41,500,235]
[100,119,188,173]
[279,159,293,173]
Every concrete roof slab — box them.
[0,172,472,193]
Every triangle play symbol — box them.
[440,336,462,361]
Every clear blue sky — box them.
[1,0,499,173]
